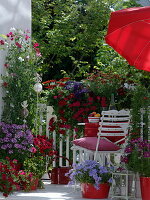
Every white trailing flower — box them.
[18,57,24,62]
[18,30,24,35]
[5,71,9,77]
[10,27,16,31]
[26,55,30,60]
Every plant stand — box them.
[111,170,135,199]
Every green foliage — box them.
[18,170,38,191]
[0,158,19,197]
[113,0,141,10]
[122,138,150,177]
[32,0,142,80]
[83,70,134,110]
[32,0,112,79]
[84,71,123,97]
[130,84,150,139]
[95,43,148,84]
[23,156,46,178]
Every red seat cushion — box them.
[73,137,120,151]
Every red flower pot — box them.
[140,177,150,200]
[84,123,99,137]
[81,183,110,199]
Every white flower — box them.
[18,30,24,35]
[10,27,16,31]
[18,57,24,62]
[21,100,28,108]
[5,72,9,76]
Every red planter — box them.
[81,183,110,199]
[140,177,150,200]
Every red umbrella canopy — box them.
[105,6,150,72]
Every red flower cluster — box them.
[0,157,19,197]
[43,77,69,89]
[43,78,108,135]
[33,42,42,57]
[33,135,57,156]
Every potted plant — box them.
[18,170,39,191]
[66,160,113,199]
[23,155,46,189]
[121,137,150,200]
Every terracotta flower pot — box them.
[140,177,150,200]
[81,183,110,199]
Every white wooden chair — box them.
[71,110,130,168]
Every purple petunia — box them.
[65,81,89,99]
[8,150,13,154]
[11,138,17,143]
[0,122,34,162]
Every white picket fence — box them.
[38,105,75,168]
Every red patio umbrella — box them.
[105,6,150,72]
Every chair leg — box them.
[79,150,85,162]
[73,149,77,164]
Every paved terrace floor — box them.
[0,181,141,200]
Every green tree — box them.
[32,0,112,79]
[32,0,142,80]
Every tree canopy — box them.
[32,0,142,80]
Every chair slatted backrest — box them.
[99,110,130,140]
[94,110,130,161]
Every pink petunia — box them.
[0,40,5,45]
[15,42,22,48]
[25,35,30,40]
[30,147,37,153]
[33,43,39,47]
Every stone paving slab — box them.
[0,181,141,200]
[0,182,112,200]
